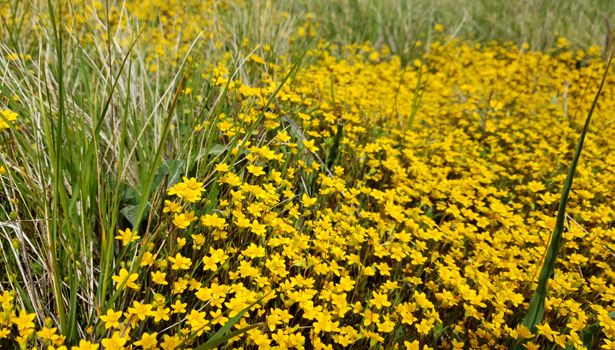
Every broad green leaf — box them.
[564,311,615,350]
[208,144,226,156]
[152,159,186,191]
[120,204,147,227]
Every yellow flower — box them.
[111,269,139,291]
[160,334,180,350]
[140,252,157,267]
[167,178,205,202]
[361,309,379,326]
[12,309,36,331]
[302,139,319,153]
[405,340,420,350]
[301,193,317,207]
[242,243,266,259]
[275,131,291,143]
[71,340,99,350]
[163,200,181,213]
[216,163,230,172]
[370,291,391,309]
[247,165,265,177]
[516,324,534,339]
[128,301,152,321]
[0,109,17,130]
[535,323,559,342]
[210,308,229,325]
[168,253,192,270]
[37,327,60,341]
[172,213,192,229]
[101,332,126,350]
[416,318,434,335]
[171,300,187,314]
[250,53,265,64]
[377,316,395,333]
[150,307,170,323]
[527,181,546,192]
[99,309,122,329]
[134,332,158,349]
[114,228,140,246]
[602,339,615,350]
[151,271,168,285]
[250,220,267,236]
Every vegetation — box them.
[0,0,615,349]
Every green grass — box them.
[0,0,614,347]
[222,0,615,56]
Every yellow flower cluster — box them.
[106,42,615,349]
[2,2,615,348]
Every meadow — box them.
[1,0,615,349]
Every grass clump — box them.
[0,0,615,350]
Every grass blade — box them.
[197,324,260,350]
[513,49,615,349]
[326,123,343,170]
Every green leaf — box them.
[208,144,226,156]
[105,173,141,206]
[326,123,343,170]
[67,265,78,342]
[121,186,142,206]
[197,324,260,350]
[565,312,615,350]
[193,144,227,165]
[185,294,269,350]
[120,204,146,227]
[152,159,186,191]
[204,299,260,345]
[119,160,177,227]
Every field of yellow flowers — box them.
[1,0,615,349]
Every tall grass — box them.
[0,0,316,340]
